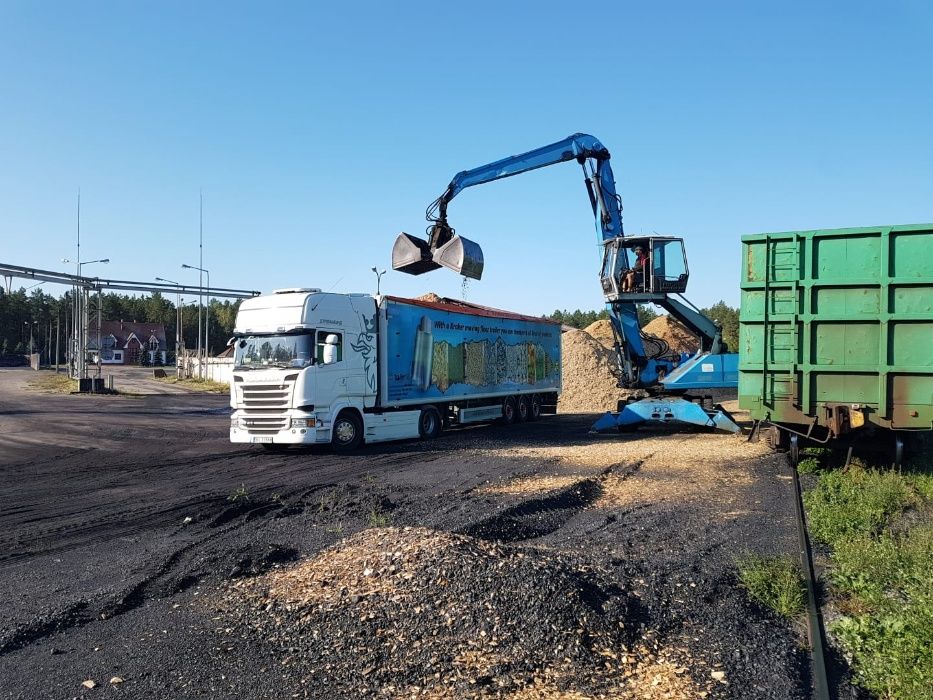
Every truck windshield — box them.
[233,332,314,369]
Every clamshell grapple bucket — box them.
[392,231,484,280]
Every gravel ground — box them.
[0,367,818,699]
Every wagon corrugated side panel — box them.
[739,224,933,433]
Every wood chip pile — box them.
[220,526,707,699]
[641,316,699,354]
[582,319,616,349]
[557,329,631,414]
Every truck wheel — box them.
[501,396,517,425]
[418,406,443,440]
[528,395,542,421]
[331,411,363,453]
[516,396,530,422]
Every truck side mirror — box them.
[322,334,339,365]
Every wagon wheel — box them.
[893,434,905,470]
[788,434,800,467]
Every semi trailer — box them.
[229,289,561,451]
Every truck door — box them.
[313,330,347,412]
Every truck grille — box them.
[240,383,291,409]
[237,376,296,435]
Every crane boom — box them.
[432,133,622,242]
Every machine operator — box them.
[621,245,649,292]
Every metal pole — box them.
[198,192,203,379]
[197,192,204,379]
[96,287,101,377]
[205,270,210,359]
[55,312,60,372]
[75,191,80,378]
[176,288,181,366]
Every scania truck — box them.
[229,289,561,451]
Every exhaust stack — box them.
[392,231,484,280]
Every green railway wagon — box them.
[739,224,933,464]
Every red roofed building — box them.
[87,321,168,365]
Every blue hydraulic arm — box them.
[428,133,623,246]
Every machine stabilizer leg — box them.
[591,397,741,434]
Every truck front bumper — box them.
[230,413,332,445]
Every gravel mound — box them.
[219,526,683,698]
[557,329,630,414]
[641,316,698,354]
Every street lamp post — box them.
[182,263,210,377]
[155,277,182,369]
[24,321,37,355]
[372,267,386,296]
[62,257,109,377]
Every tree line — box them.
[0,287,241,361]
[546,300,740,351]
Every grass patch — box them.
[803,466,916,546]
[368,508,391,527]
[154,375,229,393]
[736,554,805,618]
[228,484,250,504]
[795,456,822,474]
[803,456,933,699]
[27,372,78,393]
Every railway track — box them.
[790,455,831,700]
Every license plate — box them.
[251,436,273,444]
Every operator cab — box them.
[600,236,689,300]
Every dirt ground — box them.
[0,367,816,699]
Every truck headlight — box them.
[291,418,315,428]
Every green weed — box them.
[368,508,391,527]
[736,554,806,619]
[796,457,822,474]
[803,466,916,547]
[228,484,250,504]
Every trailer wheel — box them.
[331,411,363,453]
[418,406,443,440]
[527,394,542,421]
[501,396,517,425]
[516,396,530,423]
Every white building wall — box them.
[179,356,233,385]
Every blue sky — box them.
[1,1,931,315]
